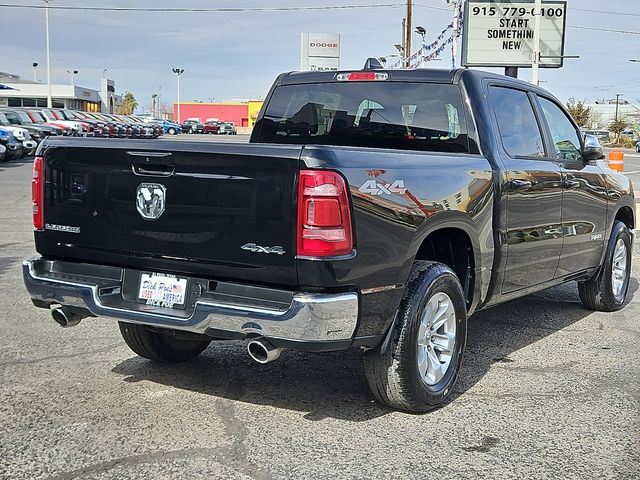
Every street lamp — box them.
[172,68,184,124]
[45,0,52,107]
[151,94,158,118]
[102,68,108,79]
[32,62,39,83]
[414,26,427,67]
[67,70,78,86]
[630,59,640,63]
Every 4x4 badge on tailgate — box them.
[136,183,166,220]
[241,243,286,255]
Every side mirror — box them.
[582,133,605,160]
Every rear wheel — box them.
[119,322,211,363]
[578,220,632,311]
[363,261,467,413]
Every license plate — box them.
[138,272,188,308]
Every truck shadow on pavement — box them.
[112,279,637,422]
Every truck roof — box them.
[278,68,545,93]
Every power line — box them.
[571,7,640,18]
[568,25,640,35]
[0,3,407,12]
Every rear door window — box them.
[489,86,546,159]
[256,82,469,153]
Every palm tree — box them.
[116,92,138,115]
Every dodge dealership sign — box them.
[301,33,340,71]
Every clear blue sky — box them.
[1,0,639,111]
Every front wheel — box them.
[119,322,211,363]
[168,127,176,135]
[578,220,632,311]
[364,261,467,413]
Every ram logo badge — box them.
[136,183,166,220]
[241,243,286,255]
[359,179,407,196]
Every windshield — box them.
[29,111,47,122]
[3,111,22,125]
[255,82,469,153]
[16,112,33,124]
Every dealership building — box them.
[0,72,122,113]
[173,100,264,128]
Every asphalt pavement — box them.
[0,146,639,479]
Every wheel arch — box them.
[411,213,486,313]
[614,205,635,230]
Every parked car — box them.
[39,109,85,135]
[0,143,6,162]
[23,110,73,136]
[218,122,237,135]
[72,111,110,138]
[0,115,36,156]
[181,119,205,134]
[204,120,221,134]
[23,65,635,413]
[0,109,61,143]
[635,139,640,153]
[145,118,181,135]
[582,129,610,143]
[0,127,23,160]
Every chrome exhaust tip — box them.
[51,307,83,328]
[247,339,282,364]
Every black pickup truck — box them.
[24,65,635,412]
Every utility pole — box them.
[401,18,406,67]
[32,62,39,83]
[405,0,413,68]
[451,1,461,69]
[614,93,622,144]
[531,0,542,85]
[45,0,52,108]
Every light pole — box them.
[630,59,640,63]
[102,68,107,79]
[415,26,426,68]
[151,94,158,118]
[67,70,78,86]
[172,68,184,124]
[32,62,39,82]
[45,0,52,108]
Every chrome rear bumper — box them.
[23,257,359,343]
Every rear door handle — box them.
[508,179,533,191]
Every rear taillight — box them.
[297,170,353,257]
[32,156,44,231]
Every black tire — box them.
[168,127,176,135]
[363,261,467,413]
[578,220,632,311]
[119,322,211,363]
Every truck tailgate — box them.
[36,139,302,287]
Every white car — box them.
[40,109,84,135]
[0,122,37,155]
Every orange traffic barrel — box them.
[609,150,624,172]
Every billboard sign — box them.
[462,1,566,68]
[301,33,340,71]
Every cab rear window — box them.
[255,82,469,153]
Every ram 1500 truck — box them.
[23,65,635,412]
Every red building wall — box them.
[173,103,249,126]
